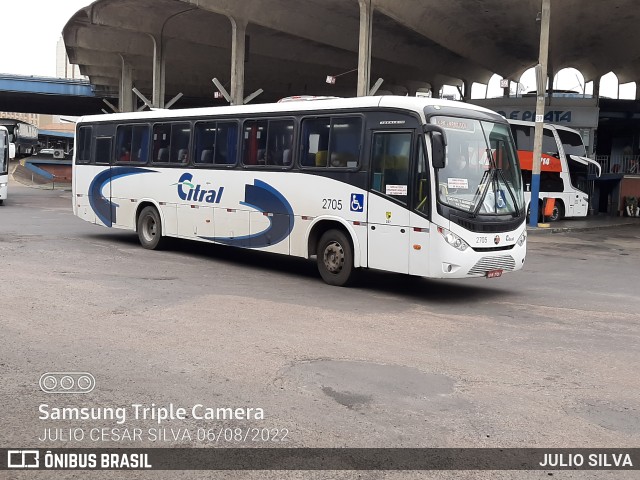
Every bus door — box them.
[93,135,114,227]
[408,136,430,277]
[367,130,413,274]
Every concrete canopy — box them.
[63,0,640,111]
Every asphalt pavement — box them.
[1,182,639,480]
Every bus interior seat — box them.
[315,150,328,167]
[200,149,213,163]
[177,148,188,162]
[157,148,169,162]
[330,152,356,167]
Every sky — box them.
[1,0,93,77]
[0,0,630,100]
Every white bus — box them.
[72,96,527,286]
[509,120,601,221]
[0,126,15,206]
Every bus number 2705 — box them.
[322,199,343,210]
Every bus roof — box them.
[78,96,503,124]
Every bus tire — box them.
[317,229,354,286]
[548,202,564,222]
[137,206,166,250]
[0,200,3,206]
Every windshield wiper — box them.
[495,167,520,216]
[470,168,495,218]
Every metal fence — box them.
[594,155,640,175]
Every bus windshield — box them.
[0,131,7,174]
[434,117,523,216]
[557,129,586,157]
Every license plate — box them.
[486,269,503,278]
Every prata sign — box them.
[470,99,600,128]
[494,106,599,128]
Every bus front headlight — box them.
[437,227,469,252]
[517,230,527,246]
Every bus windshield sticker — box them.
[385,185,408,196]
[447,178,469,190]
[446,196,474,210]
[434,117,475,132]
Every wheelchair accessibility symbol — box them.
[350,193,364,212]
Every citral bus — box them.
[72,96,527,286]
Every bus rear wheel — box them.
[317,229,354,286]
[137,206,166,250]
[548,202,564,222]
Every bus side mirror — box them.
[9,143,15,159]
[423,124,447,169]
[431,133,446,169]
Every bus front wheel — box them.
[317,229,354,286]
[137,206,166,250]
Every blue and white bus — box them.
[0,126,15,206]
[72,96,526,286]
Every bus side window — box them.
[301,117,328,168]
[76,126,92,164]
[171,123,191,163]
[132,125,150,163]
[153,124,171,163]
[95,137,112,165]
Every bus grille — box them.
[468,255,516,275]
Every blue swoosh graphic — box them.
[203,179,294,248]
[88,167,156,227]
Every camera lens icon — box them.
[39,373,95,394]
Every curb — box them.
[527,220,640,235]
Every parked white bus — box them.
[72,96,526,286]
[509,120,601,221]
[0,126,16,206]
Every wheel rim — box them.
[550,206,560,221]
[142,215,157,242]
[323,241,345,274]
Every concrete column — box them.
[357,0,373,96]
[150,34,166,108]
[462,80,472,101]
[229,17,247,106]
[593,77,600,102]
[502,80,510,98]
[529,0,551,228]
[119,56,134,113]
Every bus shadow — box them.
[87,232,512,303]
[354,270,510,304]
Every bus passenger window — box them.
[153,124,171,163]
[76,126,92,164]
[300,116,361,168]
[329,117,361,167]
[242,120,268,166]
[242,119,292,167]
[170,123,191,163]
[95,137,112,165]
